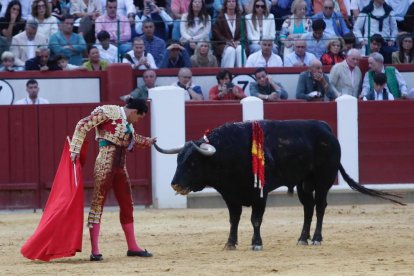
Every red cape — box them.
[21,139,87,261]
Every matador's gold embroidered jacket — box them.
[70,105,151,154]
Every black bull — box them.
[154,120,404,250]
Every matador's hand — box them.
[70,152,79,162]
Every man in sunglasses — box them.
[312,0,350,37]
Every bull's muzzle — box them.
[172,184,191,195]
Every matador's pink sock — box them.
[89,223,101,255]
[121,223,142,251]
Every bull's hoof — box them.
[223,243,237,250]
[297,240,309,246]
[312,241,322,246]
[250,245,263,251]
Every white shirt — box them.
[122,50,157,70]
[245,51,283,67]
[96,44,118,64]
[14,97,50,105]
[363,89,395,101]
[284,52,317,67]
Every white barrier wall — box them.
[149,86,187,208]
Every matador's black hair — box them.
[126,98,148,115]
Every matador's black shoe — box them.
[126,249,153,257]
[90,253,103,261]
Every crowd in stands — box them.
[1,0,414,102]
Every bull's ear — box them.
[153,142,185,154]
[191,142,216,156]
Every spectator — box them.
[50,0,67,21]
[392,34,414,64]
[95,0,131,55]
[111,0,136,19]
[401,1,414,33]
[25,46,61,71]
[69,0,102,45]
[312,0,350,38]
[83,45,108,70]
[122,37,157,70]
[55,54,81,70]
[0,0,32,20]
[245,36,283,67]
[158,42,192,69]
[361,52,408,99]
[10,20,48,67]
[129,69,157,99]
[213,0,255,18]
[368,33,384,56]
[212,0,248,68]
[245,0,276,54]
[171,0,191,41]
[0,50,24,71]
[28,0,59,38]
[321,37,345,66]
[350,0,370,21]
[284,40,317,67]
[270,0,313,30]
[180,0,211,56]
[14,79,49,104]
[364,72,394,101]
[313,0,349,25]
[301,19,331,60]
[172,67,204,100]
[342,32,357,53]
[49,14,87,66]
[0,34,9,59]
[385,0,410,31]
[209,69,246,100]
[134,0,173,41]
[280,0,312,60]
[249,67,288,101]
[329,48,362,98]
[190,41,218,67]
[0,0,26,41]
[296,59,335,101]
[353,0,398,64]
[95,30,118,64]
[139,19,166,67]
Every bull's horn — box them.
[191,142,216,156]
[153,142,184,154]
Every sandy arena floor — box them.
[0,204,413,276]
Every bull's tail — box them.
[338,164,405,206]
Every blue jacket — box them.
[312,12,350,37]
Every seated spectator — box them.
[134,0,173,41]
[245,0,277,54]
[50,0,67,21]
[0,0,32,20]
[83,46,108,71]
[364,72,394,101]
[170,0,190,41]
[401,1,414,33]
[249,67,288,101]
[368,33,385,56]
[270,0,313,31]
[296,59,335,101]
[0,50,24,71]
[301,19,331,60]
[279,0,312,60]
[0,1,26,41]
[180,0,211,56]
[362,52,408,99]
[49,14,87,66]
[140,19,166,67]
[385,0,410,31]
[245,37,283,67]
[321,37,345,66]
[129,69,157,99]
[212,0,248,68]
[158,41,192,69]
[312,0,350,38]
[342,32,358,53]
[353,0,398,64]
[69,0,102,45]
[10,20,47,67]
[392,34,414,64]
[209,69,246,100]
[28,0,59,38]
[14,79,49,104]
[284,40,317,67]
[172,67,204,101]
[122,37,157,70]
[350,0,371,21]
[190,41,218,67]
[0,35,9,59]
[329,48,362,98]
[55,54,81,70]
[95,30,118,64]
[95,0,131,54]
[25,46,61,71]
